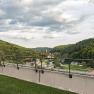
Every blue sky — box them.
[0,0,94,48]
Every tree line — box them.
[51,38,94,68]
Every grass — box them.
[61,64,92,72]
[0,75,77,94]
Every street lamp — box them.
[68,62,72,78]
[65,58,72,78]
[2,56,5,67]
[34,52,45,82]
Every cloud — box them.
[0,0,94,47]
[47,0,94,32]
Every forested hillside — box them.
[0,38,94,67]
[52,38,94,59]
[0,40,39,64]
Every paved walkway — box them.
[0,65,94,94]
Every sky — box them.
[0,0,94,48]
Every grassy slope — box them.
[0,75,77,94]
[0,40,25,49]
[0,40,36,58]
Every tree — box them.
[11,46,24,69]
[0,51,5,66]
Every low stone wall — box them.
[0,65,94,94]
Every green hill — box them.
[0,38,94,66]
[0,40,38,64]
[53,38,94,59]
[0,40,31,55]
[0,40,26,54]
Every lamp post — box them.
[2,56,5,67]
[35,52,45,82]
[65,58,72,78]
[68,62,72,78]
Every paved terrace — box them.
[0,64,94,94]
